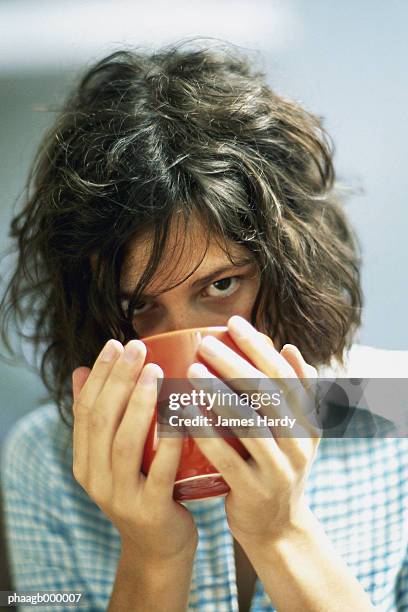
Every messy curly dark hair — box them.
[0,41,363,424]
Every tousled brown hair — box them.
[0,42,363,424]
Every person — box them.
[0,42,407,612]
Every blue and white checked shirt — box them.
[1,343,408,611]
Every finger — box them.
[144,434,184,502]
[197,328,308,431]
[251,339,319,436]
[112,363,163,494]
[72,339,124,484]
[280,344,318,390]
[227,315,298,379]
[279,344,320,430]
[277,346,321,463]
[185,419,255,492]
[72,367,91,480]
[197,325,300,401]
[73,339,124,416]
[72,368,91,484]
[225,320,320,444]
[88,340,147,480]
[72,367,91,401]
[187,362,284,470]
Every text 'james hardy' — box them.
[168,414,297,429]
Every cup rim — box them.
[140,325,228,343]
[174,472,222,484]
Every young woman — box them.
[1,43,407,611]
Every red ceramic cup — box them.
[140,326,253,502]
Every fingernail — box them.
[259,332,274,346]
[282,344,298,353]
[123,340,145,363]
[200,335,220,357]
[100,339,121,362]
[139,365,162,385]
[228,315,252,338]
[188,363,209,378]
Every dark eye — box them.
[121,300,152,316]
[204,277,240,298]
[132,301,152,315]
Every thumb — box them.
[72,367,91,402]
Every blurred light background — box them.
[0,0,407,444]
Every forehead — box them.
[120,218,251,295]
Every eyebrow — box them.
[119,259,254,302]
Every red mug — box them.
[140,326,253,502]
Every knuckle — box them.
[147,469,169,489]
[251,481,274,504]
[73,410,88,428]
[73,398,89,416]
[87,482,109,508]
[72,464,86,486]
[109,365,137,386]
[291,443,310,468]
[216,456,236,473]
[87,369,114,393]
[89,409,109,430]
[126,395,145,415]
[86,480,99,500]
[112,436,138,458]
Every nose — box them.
[165,311,219,333]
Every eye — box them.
[121,300,153,316]
[203,276,240,298]
[132,301,153,315]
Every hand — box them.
[72,339,198,564]
[185,315,320,547]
